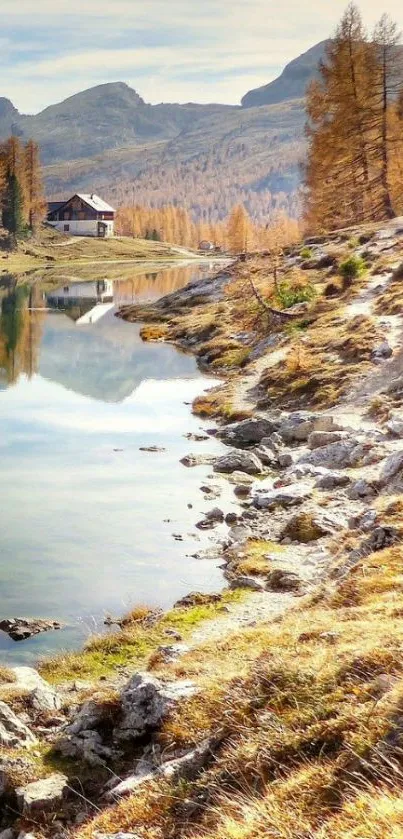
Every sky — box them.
[2,0,403,113]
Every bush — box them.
[339,255,367,282]
[276,281,316,309]
[300,246,314,260]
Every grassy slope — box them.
[66,225,403,839]
[0,226,198,274]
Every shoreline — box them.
[3,223,403,836]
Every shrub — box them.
[339,254,367,282]
[276,281,316,309]
[300,246,314,260]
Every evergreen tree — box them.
[24,139,47,230]
[3,172,24,235]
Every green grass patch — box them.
[39,590,246,684]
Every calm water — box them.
[0,262,235,663]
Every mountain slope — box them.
[241,41,328,108]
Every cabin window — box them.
[64,224,70,232]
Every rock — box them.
[253,484,311,510]
[106,738,217,802]
[371,341,393,360]
[139,446,166,453]
[229,576,266,591]
[349,509,378,531]
[379,450,403,483]
[226,471,255,484]
[0,702,37,748]
[213,450,263,476]
[265,570,302,592]
[386,419,403,438]
[115,673,196,744]
[253,446,279,467]
[205,507,224,522]
[0,618,62,642]
[57,729,112,767]
[156,644,190,663]
[196,518,219,531]
[348,479,377,500]
[315,471,351,490]
[174,592,221,608]
[227,524,252,545]
[12,667,62,713]
[234,484,251,497]
[200,484,221,498]
[279,412,342,443]
[225,512,238,525]
[0,830,14,839]
[281,511,345,543]
[184,433,209,442]
[278,452,293,468]
[307,430,349,449]
[299,438,364,469]
[180,453,214,468]
[216,417,278,447]
[95,835,140,839]
[16,774,68,815]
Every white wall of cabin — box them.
[49,219,114,237]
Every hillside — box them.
[241,40,328,108]
[3,221,403,836]
[0,44,322,221]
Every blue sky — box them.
[2,0,403,113]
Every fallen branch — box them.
[248,277,304,321]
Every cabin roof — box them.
[76,194,115,213]
[48,201,65,213]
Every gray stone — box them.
[234,484,251,498]
[349,509,378,531]
[106,738,217,802]
[115,673,196,744]
[225,512,238,524]
[348,479,377,500]
[213,450,263,475]
[229,576,265,591]
[57,729,113,767]
[278,452,293,468]
[279,412,342,443]
[372,341,393,360]
[0,830,15,839]
[216,417,278,447]
[205,507,224,522]
[307,430,349,449]
[16,774,68,815]
[265,570,302,592]
[227,524,252,545]
[379,450,403,483]
[315,471,351,490]
[0,701,37,748]
[300,438,363,469]
[386,419,403,438]
[253,446,279,467]
[156,644,190,663]
[253,484,311,510]
[0,618,62,642]
[12,667,62,713]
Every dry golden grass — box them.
[0,665,16,684]
[139,323,169,341]
[74,543,403,839]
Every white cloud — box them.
[3,0,403,111]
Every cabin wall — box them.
[48,220,114,237]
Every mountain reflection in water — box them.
[0,263,212,401]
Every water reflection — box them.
[0,261,234,663]
[0,262,219,401]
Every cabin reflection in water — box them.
[46,280,115,324]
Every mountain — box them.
[241,41,328,108]
[0,44,331,220]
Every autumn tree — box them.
[227,204,251,253]
[24,140,47,230]
[369,14,401,218]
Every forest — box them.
[0,136,46,238]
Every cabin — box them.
[198,240,215,252]
[47,193,115,238]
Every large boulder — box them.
[213,450,263,475]
[379,450,403,484]
[253,484,311,510]
[0,702,37,748]
[307,430,350,449]
[299,438,365,470]
[12,667,62,713]
[216,417,278,447]
[16,774,68,815]
[278,412,343,443]
[0,618,61,642]
[115,673,196,745]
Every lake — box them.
[0,262,236,663]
